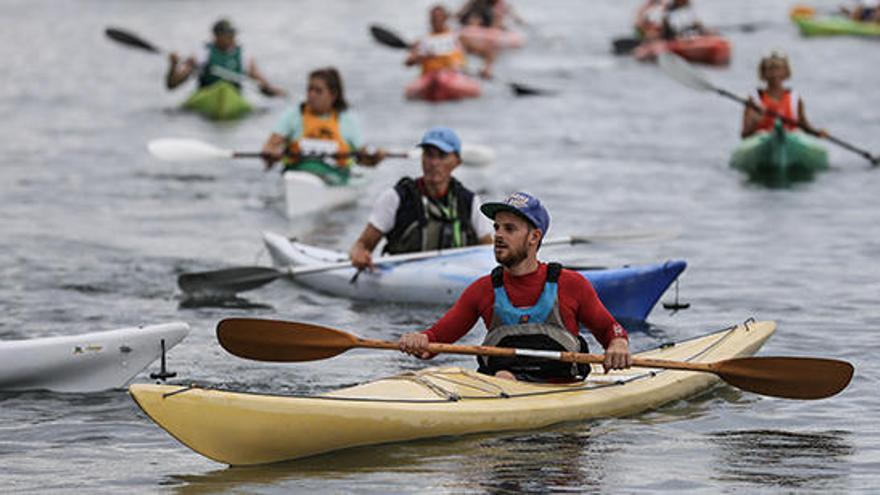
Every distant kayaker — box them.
[165,19,285,96]
[398,192,632,382]
[349,126,493,268]
[660,0,710,39]
[407,5,495,79]
[841,0,880,21]
[261,67,385,185]
[634,0,666,39]
[741,52,828,139]
[456,0,525,30]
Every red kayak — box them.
[405,69,481,102]
[634,34,731,66]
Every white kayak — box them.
[0,322,190,393]
[263,232,686,321]
[282,169,369,219]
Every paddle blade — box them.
[657,52,715,93]
[105,27,160,53]
[611,37,641,55]
[178,267,283,294]
[461,143,496,166]
[217,318,358,362]
[716,357,854,400]
[369,24,411,49]
[510,82,556,97]
[148,138,235,162]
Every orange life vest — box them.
[755,89,799,132]
[288,106,351,167]
[419,32,466,74]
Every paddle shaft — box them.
[178,235,595,293]
[355,337,713,371]
[280,235,585,277]
[230,150,409,160]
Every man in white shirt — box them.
[350,126,493,270]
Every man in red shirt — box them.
[399,192,632,381]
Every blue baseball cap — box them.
[417,126,461,156]
[481,192,550,236]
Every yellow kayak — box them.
[130,320,775,465]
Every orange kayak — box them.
[405,69,481,102]
[634,35,731,66]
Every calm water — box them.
[1,0,879,492]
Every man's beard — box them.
[495,238,529,268]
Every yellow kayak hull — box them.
[130,320,775,465]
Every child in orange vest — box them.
[741,52,827,139]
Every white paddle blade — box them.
[147,138,235,162]
[657,52,715,92]
[461,144,495,167]
[404,144,496,167]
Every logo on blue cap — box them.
[417,126,461,155]
[480,192,550,236]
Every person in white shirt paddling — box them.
[350,126,493,270]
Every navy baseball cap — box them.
[481,192,550,235]
[417,126,461,156]
[213,19,236,34]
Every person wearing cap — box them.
[398,192,632,382]
[741,52,827,139]
[261,67,384,186]
[166,18,284,96]
[349,126,493,268]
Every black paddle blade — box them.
[217,318,358,362]
[369,24,411,49]
[510,82,555,97]
[105,27,160,53]
[611,37,641,55]
[177,267,283,294]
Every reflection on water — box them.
[177,294,273,310]
[462,429,602,494]
[710,429,854,490]
[165,424,608,494]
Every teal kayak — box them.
[181,81,252,120]
[730,121,829,181]
[793,16,880,37]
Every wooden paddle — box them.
[216,318,854,400]
[178,229,678,294]
[368,24,554,97]
[657,52,880,166]
[104,26,272,93]
[146,138,495,167]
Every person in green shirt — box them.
[166,19,284,96]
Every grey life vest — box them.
[478,263,590,381]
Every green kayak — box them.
[793,16,880,37]
[730,121,829,181]
[181,81,252,120]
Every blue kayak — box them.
[263,232,686,321]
